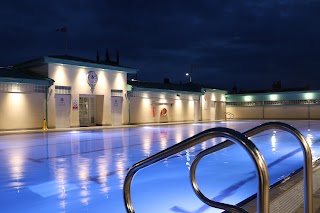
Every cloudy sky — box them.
[1,1,320,90]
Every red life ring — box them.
[160,108,167,116]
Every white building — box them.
[14,55,137,128]
[0,55,227,131]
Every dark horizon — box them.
[1,1,320,91]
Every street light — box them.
[186,73,192,83]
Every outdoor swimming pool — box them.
[0,120,319,213]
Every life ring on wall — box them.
[160,108,167,116]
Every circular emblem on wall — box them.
[87,71,98,87]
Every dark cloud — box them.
[1,0,320,90]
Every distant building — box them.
[226,91,320,119]
[127,80,227,124]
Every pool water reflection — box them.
[0,120,319,213]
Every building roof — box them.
[14,55,138,73]
[127,80,227,94]
[0,67,54,85]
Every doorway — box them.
[55,94,71,128]
[79,95,96,126]
[111,96,123,125]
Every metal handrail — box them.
[190,122,312,213]
[123,127,269,213]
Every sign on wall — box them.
[72,100,78,110]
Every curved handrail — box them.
[190,122,312,213]
[123,127,269,213]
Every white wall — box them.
[129,94,197,124]
[201,91,226,121]
[227,105,320,119]
[48,64,128,127]
[0,92,45,130]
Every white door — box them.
[194,101,199,122]
[111,96,123,125]
[55,94,71,128]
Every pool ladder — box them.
[123,122,313,213]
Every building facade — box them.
[14,55,137,128]
[0,68,54,130]
[127,81,227,124]
[0,55,228,131]
[226,91,320,120]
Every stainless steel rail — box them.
[123,127,269,213]
[190,122,313,213]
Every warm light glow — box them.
[142,98,151,107]
[211,94,216,101]
[114,72,125,89]
[142,92,149,98]
[8,93,24,104]
[160,93,165,99]
[175,99,182,108]
[142,136,152,156]
[9,151,25,192]
[77,158,90,206]
[97,156,110,194]
[160,130,168,150]
[174,130,183,143]
[54,65,68,84]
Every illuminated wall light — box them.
[142,93,149,98]
[269,94,278,101]
[115,73,124,88]
[9,93,24,104]
[142,98,150,107]
[211,94,216,101]
[244,96,252,102]
[54,65,68,84]
[305,93,313,100]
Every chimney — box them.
[105,48,110,62]
[96,50,100,62]
[116,49,119,65]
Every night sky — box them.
[1,1,320,91]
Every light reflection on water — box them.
[0,120,319,213]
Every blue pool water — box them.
[0,120,320,213]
